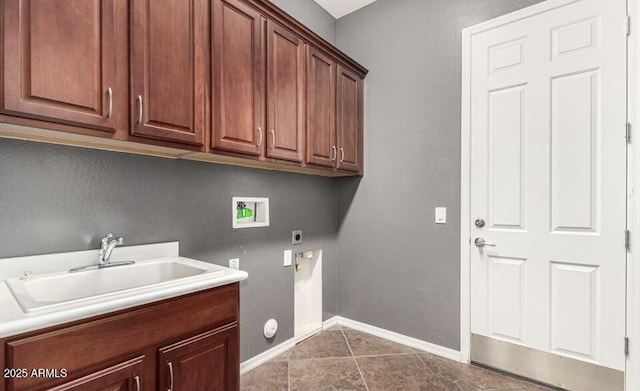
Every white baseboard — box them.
[240,338,297,375]
[325,316,462,362]
[240,316,462,374]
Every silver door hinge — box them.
[626,122,632,143]
[626,230,631,251]
[625,337,630,356]
[627,15,631,36]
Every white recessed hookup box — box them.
[232,197,270,229]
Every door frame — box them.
[459,0,636,389]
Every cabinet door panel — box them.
[305,47,336,168]
[212,0,264,155]
[47,357,144,391]
[158,324,239,391]
[337,65,363,173]
[3,0,118,131]
[266,21,305,162]
[131,0,206,146]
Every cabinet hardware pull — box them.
[331,145,337,161]
[340,147,345,163]
[270,129,275,149]
[134,375,141,391]
[257,127,263,147]
[167,362,174,391]
[106,87,113,118]
[137,95,143,124]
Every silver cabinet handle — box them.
[106,87,113,118]
[474,237,496,248]
[167,362,174,391]
[340,147,345,163]
[137,95,143,124]
[134,375,141,391]
[270,129,275,149]
[257,127,263,147]
[331,145,337,161]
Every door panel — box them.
[48,357,144,391]
[266,21,305,162]
[469,0,626,387]
[3,0,118,131]
[212,0,264,155]
[337,65,363,172]
[158,325,239,391]
[305,46,336,168]
[131,0,206,146]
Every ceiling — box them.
[313,0,378,19]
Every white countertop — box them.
[0,242,248,338]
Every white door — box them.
[468,0,627,389]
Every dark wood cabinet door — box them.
[2,0,121,132]
[130,0,207,146]
[266,21,305,162]
[48,357,144,391]
[212,0,264,156]
[158,324,239,391]
[336,65,364,173]
[305,46,336,168]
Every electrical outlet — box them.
[284,250,292,267]
[229,258,240,270]
[292,230,303,245]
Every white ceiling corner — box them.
[313,0,378,19]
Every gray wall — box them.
[270,0,336,44]
[0,139,338,362]
[335,0,543,350]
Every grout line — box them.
[352,352,416,358]
[287,358,291,391]
[287,355,360,362]
[342,328,369,391]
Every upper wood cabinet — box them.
[305,46,336,168]
[130,0,207,146]
[0,0,367,176]
[337,65,364,173]
[212,0,265,156]
[266,21,306,163]
[2,0,125,133]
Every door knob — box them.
[474,237,496,248]
[475,218,486,228]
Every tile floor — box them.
[241,325,551,391]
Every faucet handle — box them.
[115,237,124,245]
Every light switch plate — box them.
[284,250,292,267]
[229,258,240,270]
[435,207,447,224]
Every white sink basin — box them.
[6,258,225,313]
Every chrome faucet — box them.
[68,233,133,273]
[99,233,123,265]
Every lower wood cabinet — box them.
[48,357,144,391]
[158,324,239,391]
[0,283,240,391]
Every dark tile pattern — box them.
[356,354,437,390]
[240,361,288,391]
[290,358,367,390]
[241,327,551,391]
